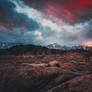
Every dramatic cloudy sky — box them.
[0,0,92,46]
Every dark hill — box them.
[0,45,64,55]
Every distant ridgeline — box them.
[0,42,92,55]
[0,42,92,51]
[47,43,92,50]
[0,42,23,49]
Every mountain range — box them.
[0,42,91,51]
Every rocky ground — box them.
[0,45,92,92]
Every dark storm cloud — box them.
[23,0,92,23]
[0,0,15,24]
[0,0,92,46]
[85,30,92,39]
[0,0,40,44]
[0,0,39,30]
[23,0,46,10]
[0,0,91,29]
[83,20,92,39]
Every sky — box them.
[0,0,92,46]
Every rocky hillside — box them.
[0,45,64,55]
[0,45,92,92]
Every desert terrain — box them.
[0,45,92,92]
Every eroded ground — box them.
[0,50,92,92]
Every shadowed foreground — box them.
[0,45,92,92]
[0,59,92,92]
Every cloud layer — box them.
[0,0,92,46]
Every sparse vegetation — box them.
[0,45,92,92]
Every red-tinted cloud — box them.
[20,27,24,34]
[0,24,8,30]
[45,0,92,23]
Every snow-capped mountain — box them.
[47,43,62,49]
[47,43,91,50]
[47,43,71,50]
